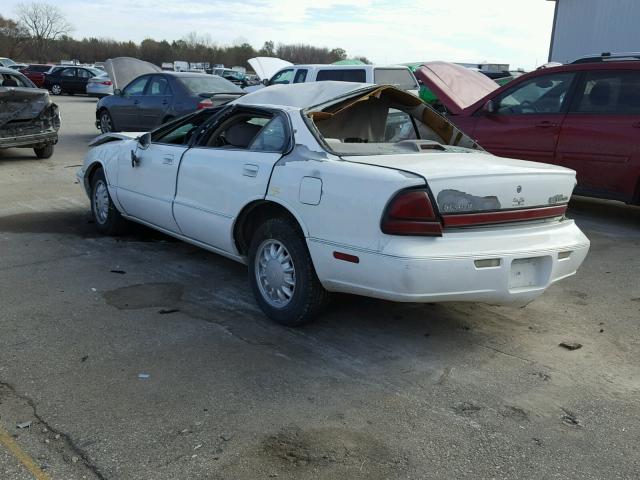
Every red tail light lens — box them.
[101,80,112,86]
[381,189,443,236]
[197,98,214,109]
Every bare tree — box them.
[16,2,73,61]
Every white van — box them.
[248,62,420,94]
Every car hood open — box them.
[104,57,162,91]
[414,61,499,114]
[247,57,293,81]
[0,87,52,127]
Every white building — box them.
[548,0,640,63]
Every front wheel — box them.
[90,169,128,235]
[98,110,116,133]
[34,144,54,159]
[50,84,62,95]
[248,217,330,326]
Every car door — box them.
[556,69,640,202]
[137,75,172,129]
[76,68,92,93]
[59,67,77,92]
[173,109,289,253]
[115,111,215,232]
[471,72,576,163]
[110,75,150,130]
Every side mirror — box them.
[114,88,122,96]
[262,78,270,86]
[137,132,151,149]
[482,99,496,114]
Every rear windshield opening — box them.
[307,87,481,155]
[373,68,419,91]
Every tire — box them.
[248,217,330,326]
[90,169,128,235]
[98,109,116,133]
[50,84,62,95]
[34,144,54,159]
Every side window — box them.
[1,73,30,87]
[270,69,293,85]
[384,110,418,142]
[152,111,214,145]
[148,76,170,95]
[77,69,91,79]
[61,68,76,77]
[249,116,288,152]
[204,115,272,149]
[494,73,575,114]
[293,69,308,83]
[573,71,640,115]
[125,76,149,96]
[316,69,366,82]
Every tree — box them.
[328,48,347,62]
[16,2,73,61]
[259,40,275,57]
[0,15,28,58]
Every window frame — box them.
[568,69,640,116]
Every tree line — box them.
[0,3,370,68]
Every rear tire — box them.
[90,169,128,235]
[50,84,62,95]
[248,217,330,326]
[34,144,54,159]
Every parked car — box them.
[251,60,420,94]
[95,71,244,133]
[415,58,640,204]
[77,81,589,325]
[0,57,18,68]
[86,72,114,98]
[0,67,60,158]
[20,64,53,87]
[43,65,104,95]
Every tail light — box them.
[197,98,214,109]
[100,80,112,86]
[381,188,442,236]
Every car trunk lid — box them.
[0,87,50,127]
[342,152,575,224]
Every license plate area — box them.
[509,257,548,290]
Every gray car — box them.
[86,72,114,98]
[95,72,244,133]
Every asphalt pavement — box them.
[1,95,639,480]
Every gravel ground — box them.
[0,95,639,480]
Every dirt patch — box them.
[260,426,406,478]
[103,282,184,310]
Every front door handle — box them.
[535,121,558,128]
[134,99,140,105]
[243,164,259,177]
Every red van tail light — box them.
[381,189,443,236]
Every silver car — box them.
[86,73,113,98]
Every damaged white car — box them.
[77,81,590,325]
[1,67,60,158]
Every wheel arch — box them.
[233,199,309,256]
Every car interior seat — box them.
[221,121,262,148]
[588,81,611,109]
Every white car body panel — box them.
[78,82,589,308]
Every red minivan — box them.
[20,64,53,88]
[415,59,640,205]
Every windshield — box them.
[307,86,480,156]
[374,68,419,90]
[179,76,243,93]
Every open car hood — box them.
[414,62,499,114]
[247,57,293,81]
[0,87,52,127]
[104,57,162,91]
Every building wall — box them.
[549,0,640,63]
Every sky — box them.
[2,0,557,70]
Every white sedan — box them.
[77,82,590,326]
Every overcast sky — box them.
[2,0,556,69]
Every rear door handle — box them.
[243,164,259,177]
[162,154,174,165]
[535,121,558,128]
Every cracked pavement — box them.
[1,96,639,479]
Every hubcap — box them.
[100,113,112,132]
[51,84,61,94]
[255,240,296,308]
[93,180,110,224]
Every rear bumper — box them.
[309,219,590,305]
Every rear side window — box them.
[316,69,366,82]
[374,68,419,90]
[61,68,76,77]
[573,71,640,115]
[77,69,92,79]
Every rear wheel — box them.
[34,144,54,159]
[248,217,329,326]
[99,110,116,133]
[50,84,62,95]
[90,169,128,235]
